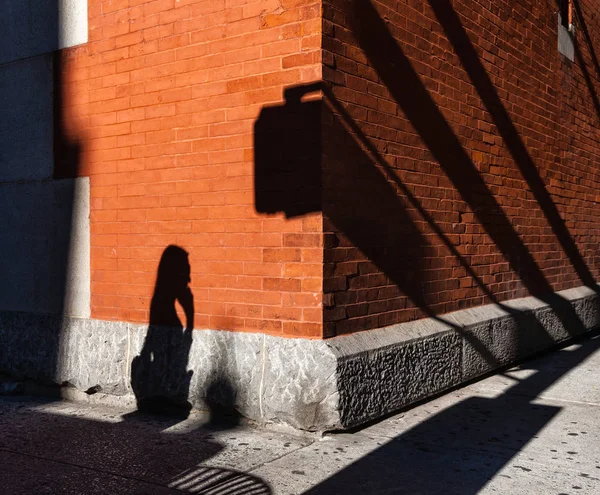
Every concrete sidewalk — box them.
[2,332,600,494]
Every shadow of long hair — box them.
[131,245,194,417]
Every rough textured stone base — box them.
[1,285,599,431]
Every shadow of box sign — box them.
[254,85,322,219]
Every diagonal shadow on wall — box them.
[347,0,588,321]
[428,0,599,291]
[255,82,520,363]
[256,0,592,341]
[341,0,593,343]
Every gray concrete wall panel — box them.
[0,0,87,66]
[0,55,54,181]
[0,178,90,316]
[0,1,58,65]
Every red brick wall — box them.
[58,0,323,337]
[57,0,600,339]
[322,0,600,336]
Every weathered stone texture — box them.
[1,286,599,431]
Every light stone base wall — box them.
[1,285,599,431]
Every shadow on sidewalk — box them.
[307,394,560,493]
[0,399,272,494]
[305,331,600,494]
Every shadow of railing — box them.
[255,82,513,361]
[255,0,593,347]
[169,466,271,494]
[429,0,598,291]
[346,0,589,335]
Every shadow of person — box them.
[130,245,195,419]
